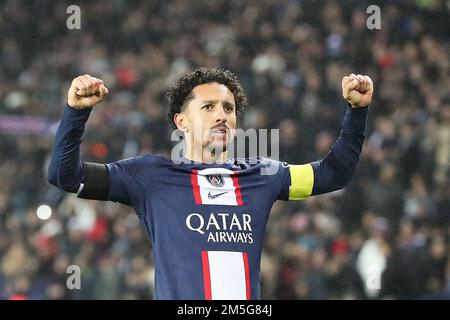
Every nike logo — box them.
[208,191,228,199]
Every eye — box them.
[224,105,234,113]
[202,104,213,110]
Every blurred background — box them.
[0,0,449,299]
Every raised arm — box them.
[287,74,374,200]
[312,74,373,193]
[47,74,109,197]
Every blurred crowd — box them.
[0,0,449,299]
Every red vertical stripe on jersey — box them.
[242,252,251,300]
[231,173,243,206]
[191,170,202,205]
[201,251,212,300]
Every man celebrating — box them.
[48,68,373,299]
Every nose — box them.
[215,105,227,124]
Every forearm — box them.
[47,104,92,192]
[311,105,368,195]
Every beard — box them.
[205,140,228,155]
[203,129,233,154]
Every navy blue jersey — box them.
[48,103,368,300]
[107,155,296,299]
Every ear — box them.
[174,113,188,132]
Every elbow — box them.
[326,155,358,190]
[46,162,79,193]
[312,157,358,195]
[336,178,350,190]
[334,168,356,190]
[47,162,59,187]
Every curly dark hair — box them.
[166,68,248,128]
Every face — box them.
[174,82,237,153]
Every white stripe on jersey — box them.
[195,168,239,206]
[205,251,249,300]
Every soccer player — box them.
[48,68,373,300]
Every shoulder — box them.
[233,157,289,175]
[106,154,173,189]
[108,153,171,173]
[235,156,286,166]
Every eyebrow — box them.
[201,100,235,107]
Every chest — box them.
[150,168,271,207]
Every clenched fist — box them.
[342,74,373,108]
[68,74,109,109]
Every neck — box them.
[183,139,228,164]
[184,148,228,164]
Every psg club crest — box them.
[207,175,225,188]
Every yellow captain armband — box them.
[288,164,314,200]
